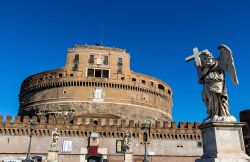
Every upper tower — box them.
[19,45,173,122]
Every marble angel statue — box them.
[186,44,239,123]
[49,128,60,151]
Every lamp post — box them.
[24,119,36,162]
[142,120,150,162]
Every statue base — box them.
[195,122,250,162]
[123,152,133,162]
[47,150,59,162]
[203,115,237,124]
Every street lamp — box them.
[141,120,150,162]
[24,119,36,162]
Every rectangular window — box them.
[87,69,94,77]
[103,56,109,65]
[116,140,123,153]
[102,70,109,78]
[197,141,203,147]
[117,66,123,73]
[74,54,79,64]
[72,64,78,71]
[89,55,94,64]
[118,58,123,65]
[95,69,102,77]
[61,139,73,152]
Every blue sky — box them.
[0,0,249,122]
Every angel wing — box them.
[217,44,239,85]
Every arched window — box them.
[158,84,165,91]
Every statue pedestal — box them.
[195,122,250,162]
[47,150,59,162]
[123,152,133,162]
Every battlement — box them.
[0,115,201,140]
[0,115,200,129]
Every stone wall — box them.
[240,109,250,156]
[0,115,202,162]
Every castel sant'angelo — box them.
[19,45,173,122]
[1,45,205,162]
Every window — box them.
[95,69,102,77]
[142,80,146,84]
[116,140,123,153]
[89,55,94,64]
[102,70,109,78]
[87,68,110,78]
[118,58,123,65]
[197,141,203,147]
[132,78,136,82]
[103,56,109,65]
[150,81,154,87]
[72,64,78,71]
[117,66,123,73]
[158,84,165,90]
[74,54,79,64]
[61,139,73,152]
[73,54,79,71]
[87,69,94,77]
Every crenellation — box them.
[171,121,176,128]
[85,118,90,125]
[31,116,38,123]
[55,116,63,125]
[194,122,200,128]
[72,118,78,125]
[48,115,55,124]
[179,122,187,129]
[6,115,12,124]
[101,118,106,126]
[187,122,193,129]
[97,118,102,126]
[14,116,21,124]
[129,120,135,127]
[163,121,169,128]
[39,115,47,124]
[23,116,30,124]
[121,119,126,127]
[109,119,114,126]
[156,121,161,128]
[0,115,201,141]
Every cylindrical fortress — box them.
[19,45,173,121]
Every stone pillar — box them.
[195,122,250,162]
[123,152,133,162]
[47,150,59,162]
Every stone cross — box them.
[185,47,208,67]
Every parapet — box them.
[0,115,201,140]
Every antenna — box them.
[101,24,103,46]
